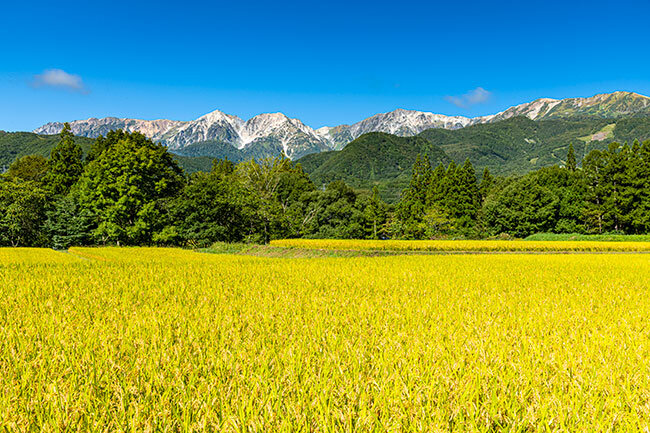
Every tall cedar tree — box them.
[566,143,577,171]
[456,159,480,220]
[46,194,95,249]
[364,186,389,239]
[44,123,83,196]
[582,149,606,233]
[439,161,459,216]
[601,143,627,232]
[479,167,493,200]
[395,154,431,237]
[426,164,447,206]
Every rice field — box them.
[271,238,650,252]
[1,247,650,431]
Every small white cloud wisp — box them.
[445,87,491,108]
[31,69,89,93]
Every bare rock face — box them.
[34,117,185,141]
[34,92,650,159]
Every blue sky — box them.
[2,0,650,131]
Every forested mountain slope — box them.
[0,132,94,170]
[298,132,449,201]
[418,116,650,175]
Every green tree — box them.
[483,174,559,237]
[426,163,447,206]
[75,131,184,245]
[396,158,482,238]
[394,154,432,238]
[620,140,650,233]
[631,140,650,232]
[600,142,627,232]
[438,161,459,213]
[302,181,366,239]
[5,154,49,183]
[455,159,480,220]
[581,141,650,234]
[479,167,494,200]
[581,149,606,233]
[363,186,389,239]
[212,157,235,176]
[0,180,49,246]
[235,155,315,242]
[566,143,577,171]
[45,193,95,249]
[422,205,455,239]
[535,166,586,233]
[86,129,133,162]
[168,165,256,246]
[44,123,83,196]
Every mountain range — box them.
[33,91,650,160]
[3,91,649,201]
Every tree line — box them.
[393,141,650,238]
[2,125,649,248]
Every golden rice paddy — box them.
[1,246,649,431]
[271,238,650,252]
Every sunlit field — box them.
[271,238,650,252]
[1,247,650,430]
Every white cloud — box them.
[445,87,491,108]
[32,69,89,93]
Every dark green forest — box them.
[2,122,650,248]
